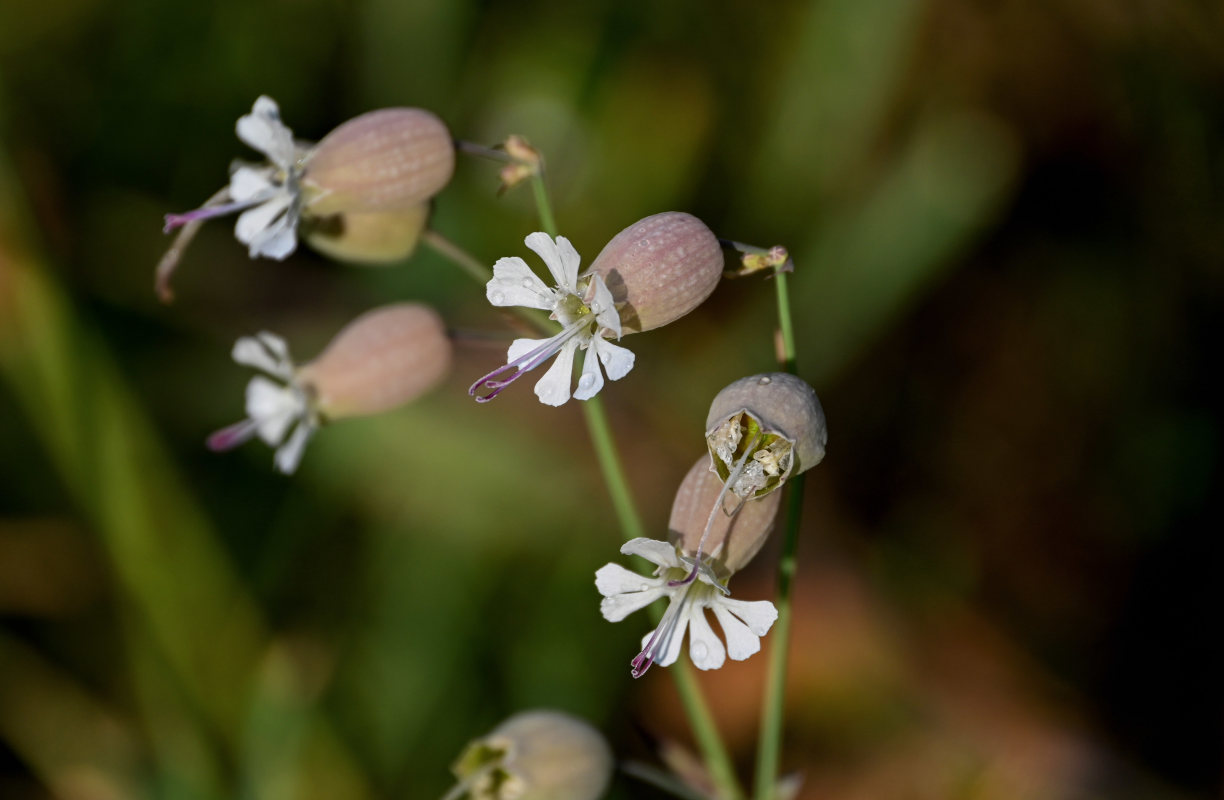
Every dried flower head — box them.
[705,372,826,501]
[157,97,454,300]
[446,710,612,800]
[470,232,633,406]
[587,211,723,334]
[208,303,450,473]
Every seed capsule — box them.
[302,205,430,264]
[705,372,827,500]
[303,108,455,216]
[297,303,451,420]
[670,455,782,576]
[587,211,723,334]
[448,710,612,800]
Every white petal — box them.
[715,597,778,637]
[524,232,580,290]
[620,537,682,568]
[532,340,577,406]
[572,344,605,401]
[249,207,298,260]
[587,274,621,338]
[711,603,764,661]
[232,335,292,378]
[236,96,296,168]
[595,565,668,621]
[246,377,303,445]
[273,422,314,474]
[235,193,292,246]
[650,600,690,669]
[687,607,727,670]
[487,257,553,309]
[506,337,548,364]
[591,337,635,382]
[228,166,276,203]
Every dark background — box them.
[0,0,1220,798]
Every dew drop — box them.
[758,375,772,385]
[578,373,595,390]
[691,640,709,662]
[521,278,534,289]
[599,350,612,364]
[490,290,505,304]
[638,584,650,592]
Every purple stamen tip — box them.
[207,419,259,452]
[630,653,653,679]
[667,563,701,588]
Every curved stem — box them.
[422,228,492,285]
[752,268,802,800]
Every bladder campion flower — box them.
[208,303,451,473]
[157,96,454,300]
[469,232,633,406]
[595,457,782,678]
[470,212,723,406]
[445,710,612,800]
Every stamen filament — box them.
[669,433,761,588]
[207,418,261,451]
[631,585,692,679]
[468,315,591,402]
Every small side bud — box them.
[726,244,793,279]
[447,710,612,800]
[302,205,430,265]
[588,211,723,334]
[497,134,542,195]
[297,303,451,420]
[670,456,782,577]
[304,108,455,217]
[705,373,826,500]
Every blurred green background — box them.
[0,0,1220,798]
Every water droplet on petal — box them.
[691,640,709,662]
[638,584,650,592]
[521,278,534,289]
[758,375,772,385]
[578,373,595,390]
[490,290,505,304]
[599,350,611,364]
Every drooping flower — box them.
[469,232,634,406]
[596,537,778,678]
[157,97,454,301]
[207,331,315,474]
[208,304,451,473]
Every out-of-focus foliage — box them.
[0,0,1220,799]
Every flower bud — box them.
[587,211,723,334]
[302,205,429,264]
[448,710,612,800]
[297,303,450,420]
[303,107,455,217]
[705,373,826,500]
[670,456,782,576]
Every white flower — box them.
[595,537,778,678]
[163,96,305,260]
[207,331,316,474]
[469,232,635,406]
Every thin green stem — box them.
[422,228,491,285]
[580,395,647,541]
[530,172,558,237]
[753,267,802,800]
[531,169,743,800]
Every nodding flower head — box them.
[594,454,783,679]
[157,97,454,301]
[469,232,634,406]
[208,303,450,474]
[446,710,612,800]
[705,372,827,502]
[587,211,723,334]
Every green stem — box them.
[422,228,492,285]
[753,268,802,800]
[580,395,646,541]
[531,170,743,800]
